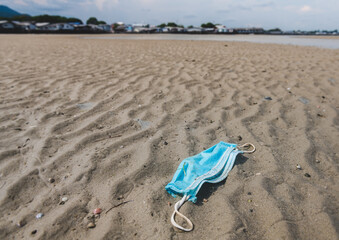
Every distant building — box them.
[215,24,227,33]
[114,25,125,33]
[60,23,75,30]
[202,28,215,33]
[96,24,112,32]
[269,31,282,34]
[132,23,148,28]
[35,22,50,30]
[0,20,14,29]
[133,27,147,33]
[165,26,184,33]
[112,22,125,33]
[73,24,93,32]
[47,23,74,31]
[125,24,133,32]
[234,28,264,34]
[34,23,74,31]
[187,27,202,33]
[132,23,148,33]
[161,27,169,33]
[12,21,36,31]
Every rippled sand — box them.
[0,35,338,240]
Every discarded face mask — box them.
[165,141,255,231]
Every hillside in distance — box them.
[0,5,23,18]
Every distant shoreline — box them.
[1,31,339,37]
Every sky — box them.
[1,0,338,30]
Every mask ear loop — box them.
[171,194,194,232]
[238,143,256,153]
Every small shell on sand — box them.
[59,197,68,205]
[87,222,95,228]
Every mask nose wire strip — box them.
[170,194,194,231]
[238,143,256,153]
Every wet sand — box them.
[0,35,338,239]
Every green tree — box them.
[112,23,120,30]
[0,14,83,24]
[167,22,178,27]
[87,17,107,25]
[187,25,194,28]
[268,28,282,32]
[86,17,99,25]
[201,22,215,28]
[67,18,83,24]
[157,23,166,28]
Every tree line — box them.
[0,15,282,31]
[0,14,82,24]
[0,14,107,25]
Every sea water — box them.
[84,34,339,49]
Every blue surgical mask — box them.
[165,141,255,231]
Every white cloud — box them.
[31,0,48,5]
[94,0,118,10]
[300,5,311,12]
[13,0,28,5]
[139,0,156,4]
[94,0,105,10]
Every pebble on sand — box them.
[93,208,102,214]
[304,173,311,178]
[16,220,26,227]
[36,213,44,219]
[48,178,55,183]
[299,97,310,105]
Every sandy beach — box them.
[0,34,338,240]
